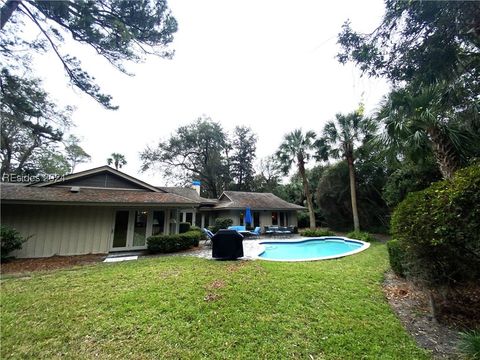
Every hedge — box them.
[386,239,406,277]
[390,164,480,287]
[147,230,202,253]
[179,222,191,234]
[346,231,377,243]
[300,229,335,237]
[209,217,233,233]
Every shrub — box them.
[1,225,27,262]
[386,240,406,277]
[179,222,191,234]
[297,211,310,229]
[209,217,233,233]
[181,229,202,247]
[300,228,335,237]
[147,230,202,253]
[458,329,480,360]
[346,231,377,242]
[391,165,480,288]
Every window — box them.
[195,214,202,227]
[279,212,285,226]
[133,211,148,246]
[169,209,178,234]
[152,211,165,236]
[185,212,193,225]
[253,212,260,228]
[272,211,278,225]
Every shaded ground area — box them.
[383,271,480,359]
[1,254,106,275]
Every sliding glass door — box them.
[111,209,169,251]
[112,211,129,249]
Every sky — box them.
[30,0,390,185]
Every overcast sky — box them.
[31,0,390,185]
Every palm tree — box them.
[107,153,127,170]
[377,82,478,179]
[276,129,316,229]
[318,110,375,232]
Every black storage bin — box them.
[212,230,244,260]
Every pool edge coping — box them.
[255,236,371,262]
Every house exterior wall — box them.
[207,210,299,230]
[214,210,240,225]
[1,204,113,258]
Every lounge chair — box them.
[202,228,215,246]
[228,225,246,232]
[249,226,261,238]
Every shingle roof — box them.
[157,187,217,204]
[213,191,305,211]
[0,183,198,206]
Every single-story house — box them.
[1,166,305,258]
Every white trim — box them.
[32,165,162,192]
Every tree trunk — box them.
[298,157,315,229]
[427,127,462,179]
[347,156,360,232]
[0,1,19,30]
[428,290,439,322]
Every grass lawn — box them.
[1,244,429,359]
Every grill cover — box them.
[212,230,244,259]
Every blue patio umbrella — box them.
[245,207,253,225]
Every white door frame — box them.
[111,208,171,252]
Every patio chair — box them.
[265,226,280,237]
[278,226,293,238]
[228,225,246,232]
[249,226,262,238]
[202,228,215,247]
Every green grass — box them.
[1,244,429,359]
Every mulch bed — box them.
[1,254,106,275]
[383,271,480,359]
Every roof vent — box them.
[70,186,80,193]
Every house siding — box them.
[55,172,146,190]
[207,210,298,229]
[1,204,113,258]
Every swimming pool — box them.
[257,237,370,261]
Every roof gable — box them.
[158,187,217,204]
[30,166,162,192]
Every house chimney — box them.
[192,180,201,195]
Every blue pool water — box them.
[258,238,367,261]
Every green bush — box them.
[386,240,406,277]
[391,165,480,287]
[179,222,191,234]
[181,229,202,247]
[1,225,27,262]
[300,228,335,237]
[209,217,233,233]
[346,231,377,242]
[458,329,480,360]
[297,211,310,229]
[147,230,202,253]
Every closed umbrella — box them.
[245,207,253,226]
